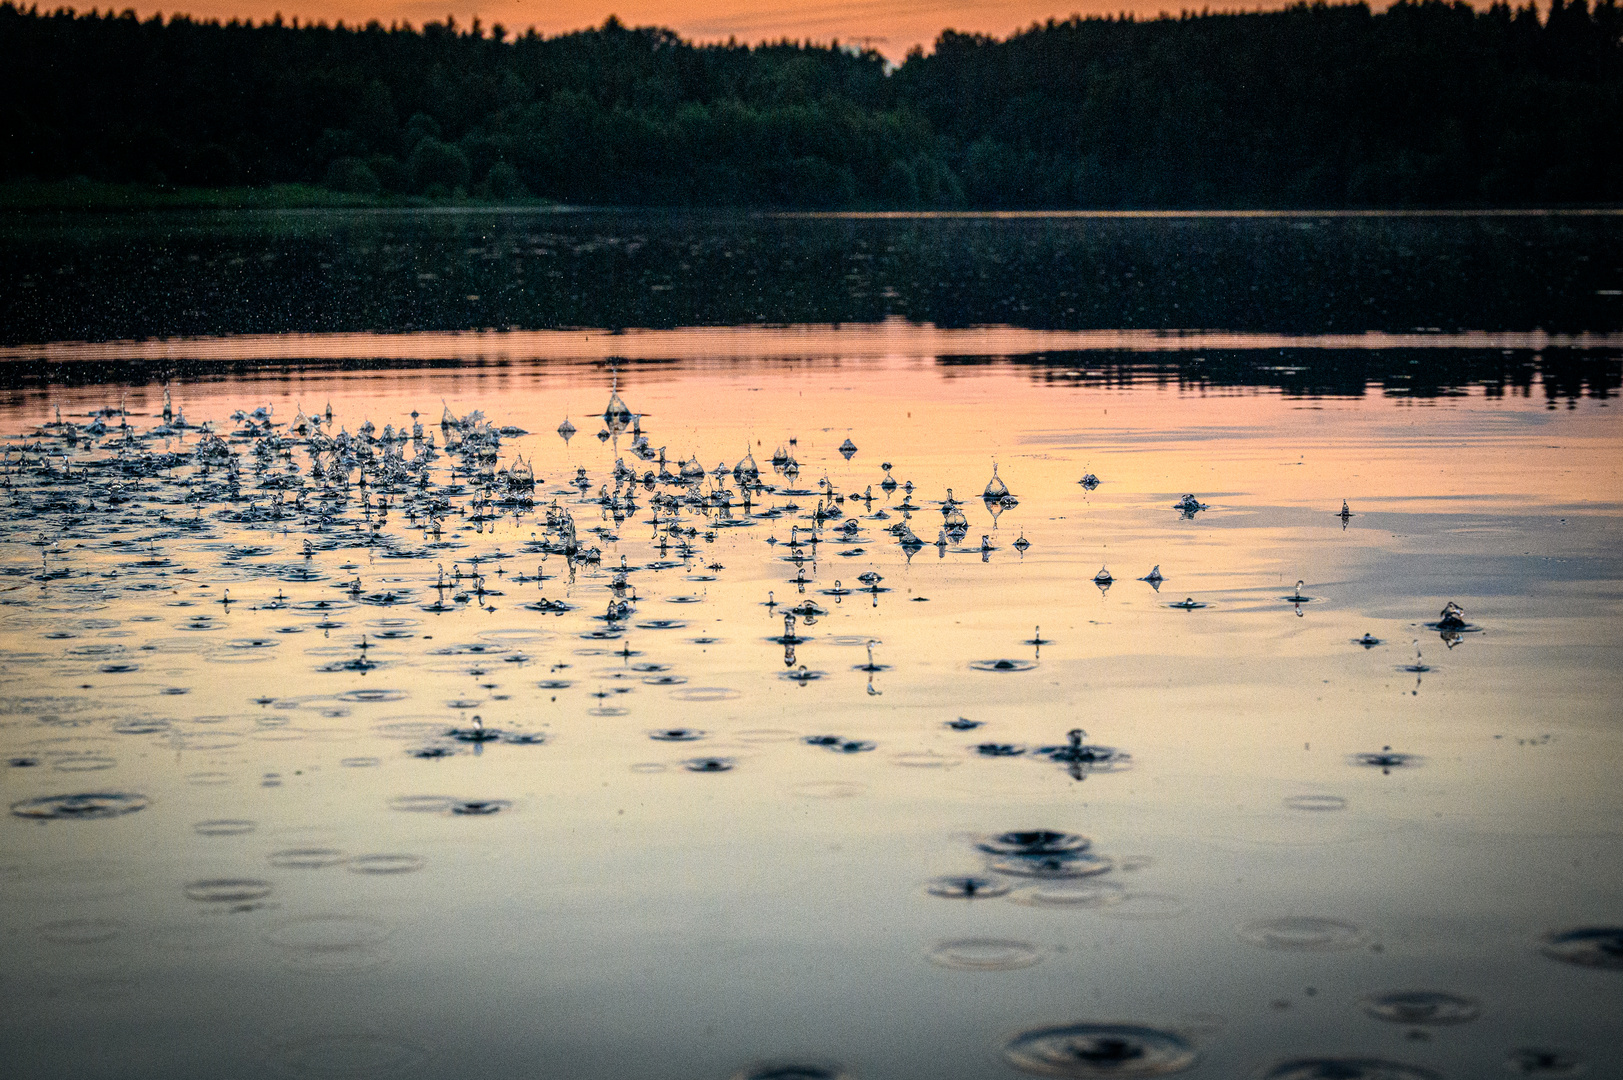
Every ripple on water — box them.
[185,879,273,903]
[729,1061,851,1080]
[1361,991,1480,1025]
[11,793,149,820]
[928,938,1042,971]
[194,819,256,836]
[267,916,392,971]
[1098,894,1188,920]
[650,728,705,741]
[991,854,1114,879]
[978,831,1093,856]
[272,1033,429,1078]
[113,718,172,735]
[970,658,1038,672]
[791,781,866,799]
[1259,1060,1441,1080]
[450,800,509,816]
[684,756,735,773]
[1539,927,1623,969]
[270,849,348,870]
[1004,1023,1198,1077]
[389,795,457,813]
[1239,917,1367,951]
[1506,1048,1584,1075]
[52,754,118,772]
[337,689,409,704]
[39,918,126,944]
[347,854,425,875]
[1013,880,1128,908]
[1284,795,1348,812]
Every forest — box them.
[1,0,1619,207]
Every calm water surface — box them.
[1,213,1622,1080]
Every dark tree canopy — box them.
[1,0,1619,207]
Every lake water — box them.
[1,211,1621,1080]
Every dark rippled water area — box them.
[2,209,1622,347]
[1,212,1622,1080]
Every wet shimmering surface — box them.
[1,339,1622,1080]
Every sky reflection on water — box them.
[0,344,1620,1079]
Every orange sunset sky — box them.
[135,0,1328,60]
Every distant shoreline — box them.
[2,179,1617,216]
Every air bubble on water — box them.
[1240,917,1367,951]
[1003,1023,1198,1077]
[928,938,1042,971]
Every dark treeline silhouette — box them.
[2,0,1619,207]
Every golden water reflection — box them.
[1,347,1620,1079]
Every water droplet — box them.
[1240,917,1366,951]
[1360,991,1480,1025]
[1004,1023,1198,1077]
[11,792,149,820]
[928,938,1042,970]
